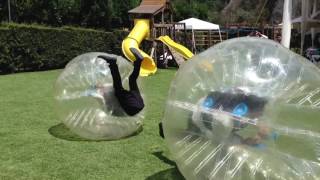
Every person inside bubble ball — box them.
[198,90,277,148]
[97,48,144,116]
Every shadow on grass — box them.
[152,151,176,166]
[145,167,185,180]
[48,123,142,141]
[145,151,185,180]
[48,123,88,141]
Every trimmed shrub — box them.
[0,23,128,74]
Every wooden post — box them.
[151,16,155,39]
[161,10,164,24]
[161,10,165,64]
[272,25,275,40]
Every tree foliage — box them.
[0,0,279,29]
[0,0,139,29]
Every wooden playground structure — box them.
[125,0,319,71]
[126,0,231,68]
[189,30,228,52]
[128,0,192,68]
[126,1,280,55]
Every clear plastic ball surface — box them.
[55,52,144,140]
[162,37,320,180]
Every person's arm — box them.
[242,123,270,145]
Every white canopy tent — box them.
[175,18,222,52]
[178,18,221,31]
[282,0,320,53]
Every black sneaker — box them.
[130,48,144,62]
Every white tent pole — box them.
[281,0,292,48]
[218,27,222,42]
[301,0,308,54]
[312,0,317,16]
[311,0,317,48]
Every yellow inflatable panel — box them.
[122,19,157,76]
[157,35,194,59]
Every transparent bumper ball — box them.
[54,52,144,140]
[163,37,320,180]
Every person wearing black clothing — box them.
[98,48,144,116]
[159,90,272,147]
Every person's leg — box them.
[98,55,124,91]
[129,48,143,91]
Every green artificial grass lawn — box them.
[0,69,184,180]
[1,68,320,180]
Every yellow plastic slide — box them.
[157,35,194,60]
[122,19,157,76]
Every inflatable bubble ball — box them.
[162,37,320,180]
[54,52,144,140]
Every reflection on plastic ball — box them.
[54,52,143,140]
[163,38,320,179]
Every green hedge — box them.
[0,23,128,74]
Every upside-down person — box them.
[97,48,144,116]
